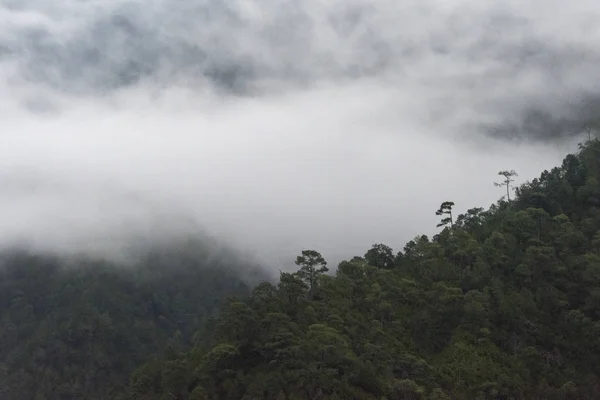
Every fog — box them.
[0,0,598,269]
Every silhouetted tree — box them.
[295,250,328,292]
[364,243,396,269]
[494,170,518,202]
[436,201,455,228]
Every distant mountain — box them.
[0,241,266,400]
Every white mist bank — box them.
[0,0,597,269]
[0,83,577,268]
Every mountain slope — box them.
[129,139,600,400]
[0,243,263,400]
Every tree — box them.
[436,201,455,228]
[295,250,329,292]
[455,208,484,231]
[278,272,308,309]
[364,243,396,269]
[494,170,518,202]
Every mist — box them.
[1,0,598,269]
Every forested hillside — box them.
[0,242,262,400]
[129,139,600,400]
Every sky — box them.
[0,0,599,270]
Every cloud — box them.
[0,0,597,268]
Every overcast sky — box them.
[0,0,598,269]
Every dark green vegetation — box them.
[129,140,600,400]
[0,242,262,400]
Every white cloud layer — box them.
[0,0,597,268]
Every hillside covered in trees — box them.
[0,242,263,400]
[128,139,600,400]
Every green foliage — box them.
[364,244,396,270]
[295,250,329,292]
[0,247,255,400]
[130,140,600,400]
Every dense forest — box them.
[0,241,263,399]
[4,139,600,400]
[128,139,600,400]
